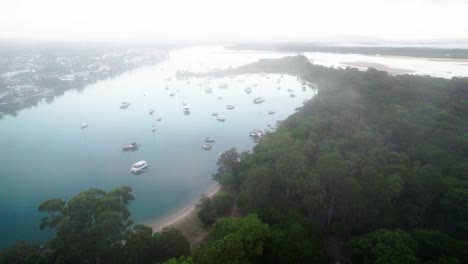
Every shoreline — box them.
[146,183,221,232]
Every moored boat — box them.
[202,143,213,150]
[122,142,139,152]
[130,160,148,174]
[226,105,235,110]
[205,137,215,143]
[253,97,265,104]
[120,102,130,109]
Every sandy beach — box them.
[146,183,221,232]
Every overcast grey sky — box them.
[0,0,467,43]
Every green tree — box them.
[38,186,135,264]
[192,214,271,264]
[349,229,419,264]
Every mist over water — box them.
[0,46,316,249]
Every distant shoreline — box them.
[146,183,221,232]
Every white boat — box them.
[290,93,296,98]
[122,142,139,152]
[130,160,148,174]
[249,129,264,138]
[244,87,252,94]
[217,116,225,122]
[226,105,235,110]
[218,83,229,89]
[253,97,266,104]
[170,93,176,97]
[120,102,130,109]
[183,105,190,115]
[205,87,213,93]
[149,109,155,115]
[205,137,215,143]
[212,112,218,117]
[217,96,223,100]
[156,116,162,122]
[202,143,213,150]
[81,122,88,129]
[287,89,294,92]
[152,125,156,132]
[268,110,275,115]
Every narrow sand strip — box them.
[147,183,221,232]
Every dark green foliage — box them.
[38,186,135,263]
[197,192,235,226]
[0,241,43,264]
[349,229,419,264]
[32,186,190,264]
[192,214,271,264]
[209,56,468,262]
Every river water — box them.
[0,45,465,248]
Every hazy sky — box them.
[1,0,467,42]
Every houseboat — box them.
[130,161,148,174]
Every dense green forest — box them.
[1,56,467,263]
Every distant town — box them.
[0,43,168,117]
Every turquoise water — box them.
[0,46,316,248]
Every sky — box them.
[0,0,467,43]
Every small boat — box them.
[226,105,235,110]
[249,129,264,138]
[122,142,139,152]
[253,84,258,87]
[152,125,156,132]
[253,97,266,104]
[217,116,225,122]
[244,87,252,94]
[81,122,88,129]
[290,93,296,98]
[165,87,169,90]
[287,89,294,92]
[218,83,228,89]
[205,137,215,143]
[205,87,213,94]
[268,110,275,115]
[277,86,281,90]
[130,160,148,174]
[217,96,223,100]
[156,116,162,122]
[149,109,155,115]
[202,143,213,150]
[183,105,190,115]
[120,102,130,109]
[170,93,176,97]
[212,112,218,117]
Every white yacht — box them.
[183,105,190,115]
[205,137,215,143]
[253,97,266,104]
[130,161,148,174]
[226,105,235,110]
[81,122,88,129]
[120,102,130,109]
[202,143,213,150]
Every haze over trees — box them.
[1,55,467,263]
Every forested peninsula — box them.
[1,56,467,264]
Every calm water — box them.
[0,45,465,248]
[0,46,315,248]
